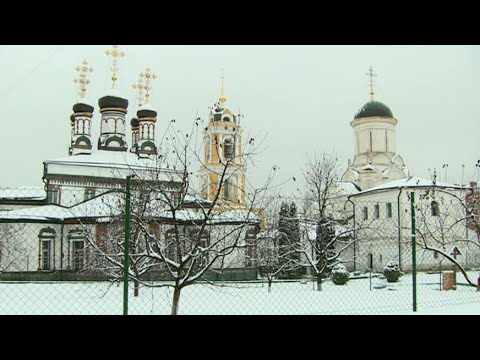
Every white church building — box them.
[0,47,259,279]
[328,68,480,273]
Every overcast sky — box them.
[0,45,479,195]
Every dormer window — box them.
[47,187,60,205]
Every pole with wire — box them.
[123,175,132,316]
[410,192,417,312]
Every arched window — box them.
[205,136,211,162]
[224,178,234,201]
[362,206,368,221]
[81,119,86,134]
[132,129,138,145]
[245,227,258,267]
[165,229,177,261]
[201,176,209,199]
[68,229,86,272]
[223,137,234,160]
[431,200,440,216]
[187,229,210,268]
[38,228,56,271]
[148,124,154,140]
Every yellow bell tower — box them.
[199,70,247,208]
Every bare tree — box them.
[293,152,356,290]
[81,115,272,314]
[414,185,480,287]
[0,223,29,272]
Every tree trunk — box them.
[134,279,140,297]
[317,274,323,291]
[171,287,182,315]
[268,278,272,293]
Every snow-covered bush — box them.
[331,264,350,285]
[383,261,401,283]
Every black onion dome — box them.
[137,109,157,119]
[354,101,394,119]
[73,102,94,114]
[130,118,139,127]
[98,95,129,110]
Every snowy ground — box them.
[0,272,478,315]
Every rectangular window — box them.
[363,206,368,221]
[224,179,234,201]
[374,204,380,219]
[47,187,60,205]
[369,131,373,152]
[200,176,208,200]
[386,203,393,218]
[41,241,51,271]
[72,241,85,271]
[431,201,439,216]
[84,188,96,201]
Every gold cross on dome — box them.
[105,45,125,89]
[142,67,157,104]
[219,68,226,105]
[366,66,377,101]
[133,73,145,107]
[73,60,94,99]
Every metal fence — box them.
[0,185,479,315]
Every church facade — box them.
[329,68,480,273]
[0,46,260,278]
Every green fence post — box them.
[410,191,417,312]
[123,175,132,316]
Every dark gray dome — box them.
[98,95,128,110]
[137,109,157,119]
[73,102,94,114]
[354,101,394,119]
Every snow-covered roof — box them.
[0,186,46,201]
[153,208,259,224]
[0,190,258,225]
[333,181,361,196]
[0,191,121,221]
[183,193,212,205]
[257,229,281,239]
[353,176,464,197]
[46,150,162,170]
[45,150,180,179]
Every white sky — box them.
[0,45,479,196]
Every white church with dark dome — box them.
[341,67,408,191]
